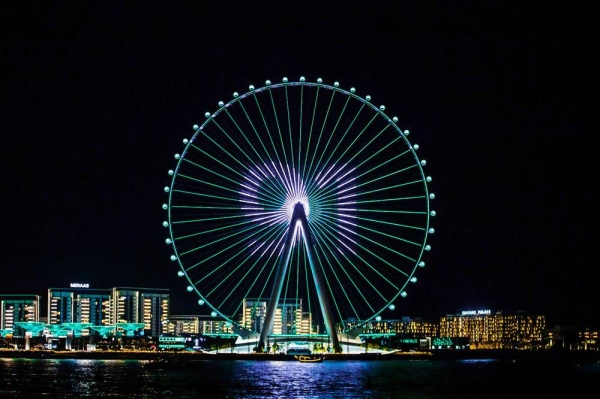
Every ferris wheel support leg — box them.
[257,211,297,352]
[298,206,342,354]
[258,202,341,354]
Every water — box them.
[0,357,596,398]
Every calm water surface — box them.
[0,357,596,398]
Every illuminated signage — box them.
[461,309,491,315]
[70,283,90,288]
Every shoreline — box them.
[2,349,599,364]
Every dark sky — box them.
[2,2,597,328]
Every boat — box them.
[295,355,325,363]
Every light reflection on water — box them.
[0,358,593,398]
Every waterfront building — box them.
[273,298,303,335]
[112,287,170,338]
[340,317,437,351]
[241,298,267,332]
[0,294,41,336]
[164,315,200,335]
[242,298,315,335]
[545,325,600,350]
[47,286,111,329]
[300,311,314,334]
[342,316,438,337]
[439,309,546,349]
[164,314,234,335]
[577,328,599,350]
[46,286,170,338]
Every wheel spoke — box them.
[165,77,434,340]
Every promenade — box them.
[2,349,599,365]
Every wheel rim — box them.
[164,77,435,334]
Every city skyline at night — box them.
[1,281,596,332]
[2,3,597,332]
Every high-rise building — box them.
[274,298,303,335]
[242,298,267,332]
[0,294,41,336]
[140,289,170,337]
[112,287,170,338]
[300,311,313,334]
[242,298,310,335]
[48,287,111,327]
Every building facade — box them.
[45,286,170,338]
[439,309,546,349]
[342,316,438,337]
[165,314,234,335]
[112,287,170,338]
[242,298,314,335]
[241,298,267,332]
[48,286,111,328]
[0,295,41,336]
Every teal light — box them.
[116,323,144,337]
[432,337,453,347]
[0,329,13,337]
[13,322,46,335]
[166,77,434,338]
[89,325,116,338]
[60,323,92,337]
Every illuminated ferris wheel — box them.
[163,76,435,350]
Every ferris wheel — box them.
[163,77,435,345]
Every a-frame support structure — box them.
[257,202,341,353]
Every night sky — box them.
[2,2,597,328]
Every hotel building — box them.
[439,309,546,349]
